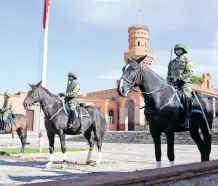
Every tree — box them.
[191,75,202,85]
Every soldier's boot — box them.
[69,110,77,129]
[80,108,84,134]
[1,120,6,134]
[181,96,192,129]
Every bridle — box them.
[120,59,177,110]
[25,88,63,120]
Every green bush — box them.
[191,75,202,85]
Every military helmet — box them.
[174,44,188,53]
[4,91,10,97]
[68,72,77,78]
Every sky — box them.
[0,0,218,95]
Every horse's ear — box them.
[36,80,42,87]
[136,55,147,63]
[28,83,34,89]
[28,83,37,90]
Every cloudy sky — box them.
[0,0,218,95]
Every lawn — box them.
[0,147,88,155]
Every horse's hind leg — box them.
[189,126,205,161]
[84,129,96,164]
[16,127,27,158]
[45,132,55,168]
[93,129,102,165]
[200,120,212,161]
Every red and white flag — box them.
[42,0,50,29]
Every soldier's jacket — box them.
[2,98,12,112]
[167,55,194,83]
[65,80,80,100]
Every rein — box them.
[26,91,63,121]
[121,60,177,110]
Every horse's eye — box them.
[130,65,137,70]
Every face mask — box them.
[68,76,74,82]
[174,48,184,56]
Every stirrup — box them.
[68,123,74,128]
[182,118,191,129]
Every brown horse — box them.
[0,109,28,157]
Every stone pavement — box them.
[1,137,218,185]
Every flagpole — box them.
[38,1,50,153]
[138,9,142,25]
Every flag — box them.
[43,0,50,29]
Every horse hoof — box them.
[95,162,100,165]
[45,162,52,168]
[61,163,67,169]
[86,160,92,165]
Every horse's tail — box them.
[99,111,108,140]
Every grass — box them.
[0,147,88,155]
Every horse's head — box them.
[23,80,42,110]
[117,55,146,97]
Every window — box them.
[138,41,140,46]
[207,80,210,89]
[108,110,114,124]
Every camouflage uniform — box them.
[167,44,194,129]
[1,92,12,133]
[65,72,80,129]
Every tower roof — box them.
[128,25,149,32]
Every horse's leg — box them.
[45,132,55,168]
[59,129,67,169]
[200,120,212,161]
[93,129,102,165]
[84,129,96,164]
[151,130,162,168]
[189,126,205,161]
[165,130,175,167]
[16,127,27,158]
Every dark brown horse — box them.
[0,110,28,157]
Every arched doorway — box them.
[127,100,135,131]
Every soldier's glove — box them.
[167,76,175,83]
[58,93,65,97]
[176,79,185,87]
[65,93,76,98]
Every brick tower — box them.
[124,25,154,67]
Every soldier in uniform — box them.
[166,44,194,129]
[1,92,12,134]
[64,72,80,129]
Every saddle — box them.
[176,89,206,116]
[63,102,90,118]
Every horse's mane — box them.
[141,63,168,84]
[40,86,59,100]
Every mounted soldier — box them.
[1,91,13,134]
[166,44,194,129]
[60,72,80,130]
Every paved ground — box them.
[1,135,218,185]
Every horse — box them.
[117,55,213,168]
[0,109,27,157]
[23,81,108,168]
